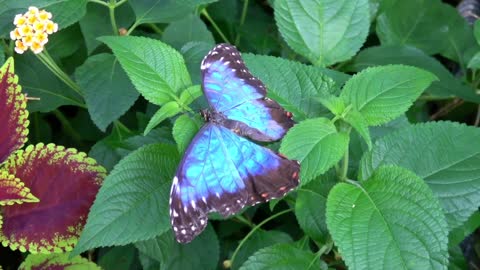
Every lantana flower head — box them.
[10,6,58,54]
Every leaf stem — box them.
[201,9,231,44]
[234,0,249,45]
[234,214,255,228]
[148,23,163,35]
[126,21,139,36]
[230,208,293,265]
[88,0,109,7]
[36,50,84,98]
[108,0,119,35]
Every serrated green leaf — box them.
[280,118,349,184]
[242,54,337,120]
[239,243,324,270]
[180,41,212,85]
[468,51,480,69]
[76,53,139,131]
[135,225,219,270]
[232,230,293,270]
[79,3,135,54]
[295,182,329,243]
[144,101,181,135]
[173,114,202,154]
[376,0,449,55]
[163,14,214,50]
[274,0,370,66]
[179,85,202,106]
[99,36,191,105]
[129,0,217,24]
[72,144,179,256]
[341,65,437,126]
[98,245,138,270]
[318,95,345,116]
[344,109,372,149]
[327,166,448,270]
[348,45,480,103]
[360,121,480,229]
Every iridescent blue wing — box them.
[201,44,294,141]
[169,124,300,243]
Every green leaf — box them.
[144,101,181,135]
[449,212,480,247]
[46,0,88,30]
[468,51,480,69]
[46,24,82,59]
[172,114,202,154]
[317,95,345,116]
[181,41,213,85]
[163,14,215,50]
[280,118,349,184]
[475,20,480,44]
[232,230,293,270]
[239,243,324,270]
[79,2,135,54]
[375,0,449,55]
[326,166,448,270]
[344,109,372,149]
[135,225,219,270]
[274,0,370,66]
[360,121,480,229]
[295,175,333,243]
[179,85,202,106]
[348,45,480,103]
[19,253,101,270]
[129,0,217,24]
[242,54,337,120]
[72,144,179,256]
[99,36,191,105]
[15,54,84,112]
[98,245,138,270]
[340,65,437,126]
[76,53,139,131]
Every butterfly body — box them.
[170,44,300,243]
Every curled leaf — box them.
[0,170,38,206]
[0,57,29,164]
[1,143,106,253]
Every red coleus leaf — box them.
[19,253,101,270]
[0,170,39,206]
[0,143,106,253]
[0,58,29,164]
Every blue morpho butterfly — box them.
[169,43,300,243]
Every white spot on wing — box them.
[191,225,196,230]
[181,229,186,235]
[191,200,196,209]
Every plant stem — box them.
[88,0,109,7]
[234,215,255,228]
[230,209,293,265]
[109,0,119,35]
[336,125,351,182]
[53,110,83,144]
[234,0,249,45]
[126,21,139,36]
[115,0,128,7]
[36,50,83,97]
[201,9,231,44]
[148,23,163,35]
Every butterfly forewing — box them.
[169,124,299,243]
[201,43,294,141]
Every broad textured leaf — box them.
[275,0,370,66]
[1,143,105,253]
[99,36,191,105]
[172,114,202,155]
[360,121,480,229]
[0,171,38,206]
[0,58,28,164]
[467,51,480,69]
[97,245,138,270]
[376,0,448,54]
[79,3,135,54]
[181,42,212,85]
[280,118,349,184]
[46,24,82,59]
[72,144,179,256]
[44,0,88,30]
[15,54,84,112]
[242,54,337,120]
[449,212,480,247]
[232,230,292,270]
[348,45,480,103]
[162,14,214,50]
[344,109,372,149]
[129,0,217,24]
[135,225,219,270]
[340,65,437,126]
[19,253,101,270]
[179,85,202,106]
[327,166,448,270]
[239,243,324,270]
[76,53,139,131]
[144,101,181,135]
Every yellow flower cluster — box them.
[10,6,58,54]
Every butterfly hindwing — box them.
[201,43,294,141]
[169,124,300,243]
